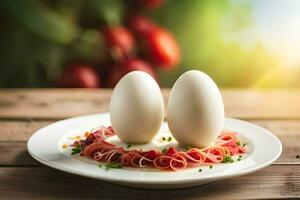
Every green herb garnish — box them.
[162,148,167,154]
[98,164,102,168]
[127,144,132,148]
[162,137,166,141]
[243,143,247,147]
[71,145,81,155]
[198,168,202,172]
[105,162,122,170]
[167,136,172,142]
[237,155,243,161]
[222,155,234,163]
[236,141,241,146]
[183,145,192,151]
[209,165,213,169]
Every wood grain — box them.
[1,89,300,119]
[0,119,53,141]
[0,89,299,199]
[0,142,41,166]
[0,165,299,200]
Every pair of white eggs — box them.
[110,70,224,148]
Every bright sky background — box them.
[251,0,300,68]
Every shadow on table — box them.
[3,167,237,199]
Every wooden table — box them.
[0,89,299,199]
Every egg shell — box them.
[167,70,224,148]
[110,71,164,144]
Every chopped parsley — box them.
[236,141,241,146]
[71,145,81,155]
[237,155,243,161]
[98,164,102,168]
[162,148,167,154]
[127,144,132,148]
[162,137,166,141]
[105,162,122,170]
[209,165,213,169]
[167,136,172,142]
[183,145,192,151]
[221,155,234,163]
[242,143,247,147]
[198,168,202,172]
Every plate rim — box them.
[27,113,282,185]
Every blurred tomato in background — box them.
[0,0,180,88]
[108,58,157,87]
[55,64,100,88]
[0,0,300,88]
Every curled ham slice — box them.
[153,156,172,170]
[72,126,246,171]
[178,148,206,167]
[169,155,188,171]
[83,142,115,158]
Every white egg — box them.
[110,71,164,144]
[167,70,224,148]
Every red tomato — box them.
[127,15,157,38]
[56,64,100,88]
[108,58,157,87]
[146,27,180,69]
[102,26,135,57]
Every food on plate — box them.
[68,70,243,171]
[167,70,224,148]
[110,71,164,144]
[70,125,246,171]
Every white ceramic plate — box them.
[27,113,282,189]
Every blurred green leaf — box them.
[0,0,294,88]
[1,0,77,44]
[0,24,67,87]
[84,0,125,25]
[71,29,106,62]
[154,0,275,87]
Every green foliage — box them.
[0,0,105,87]
[153,0,276,87]
[0,0,286,87]
[1,0,77,44]
[84,0,125,25]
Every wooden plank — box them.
[0,142,41,166]
[0,89,113,120]
[252,120,300,136]
[0,165,299,199]
[0,119,53,141]
[223,89,300,119]
[0,89,300,119]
